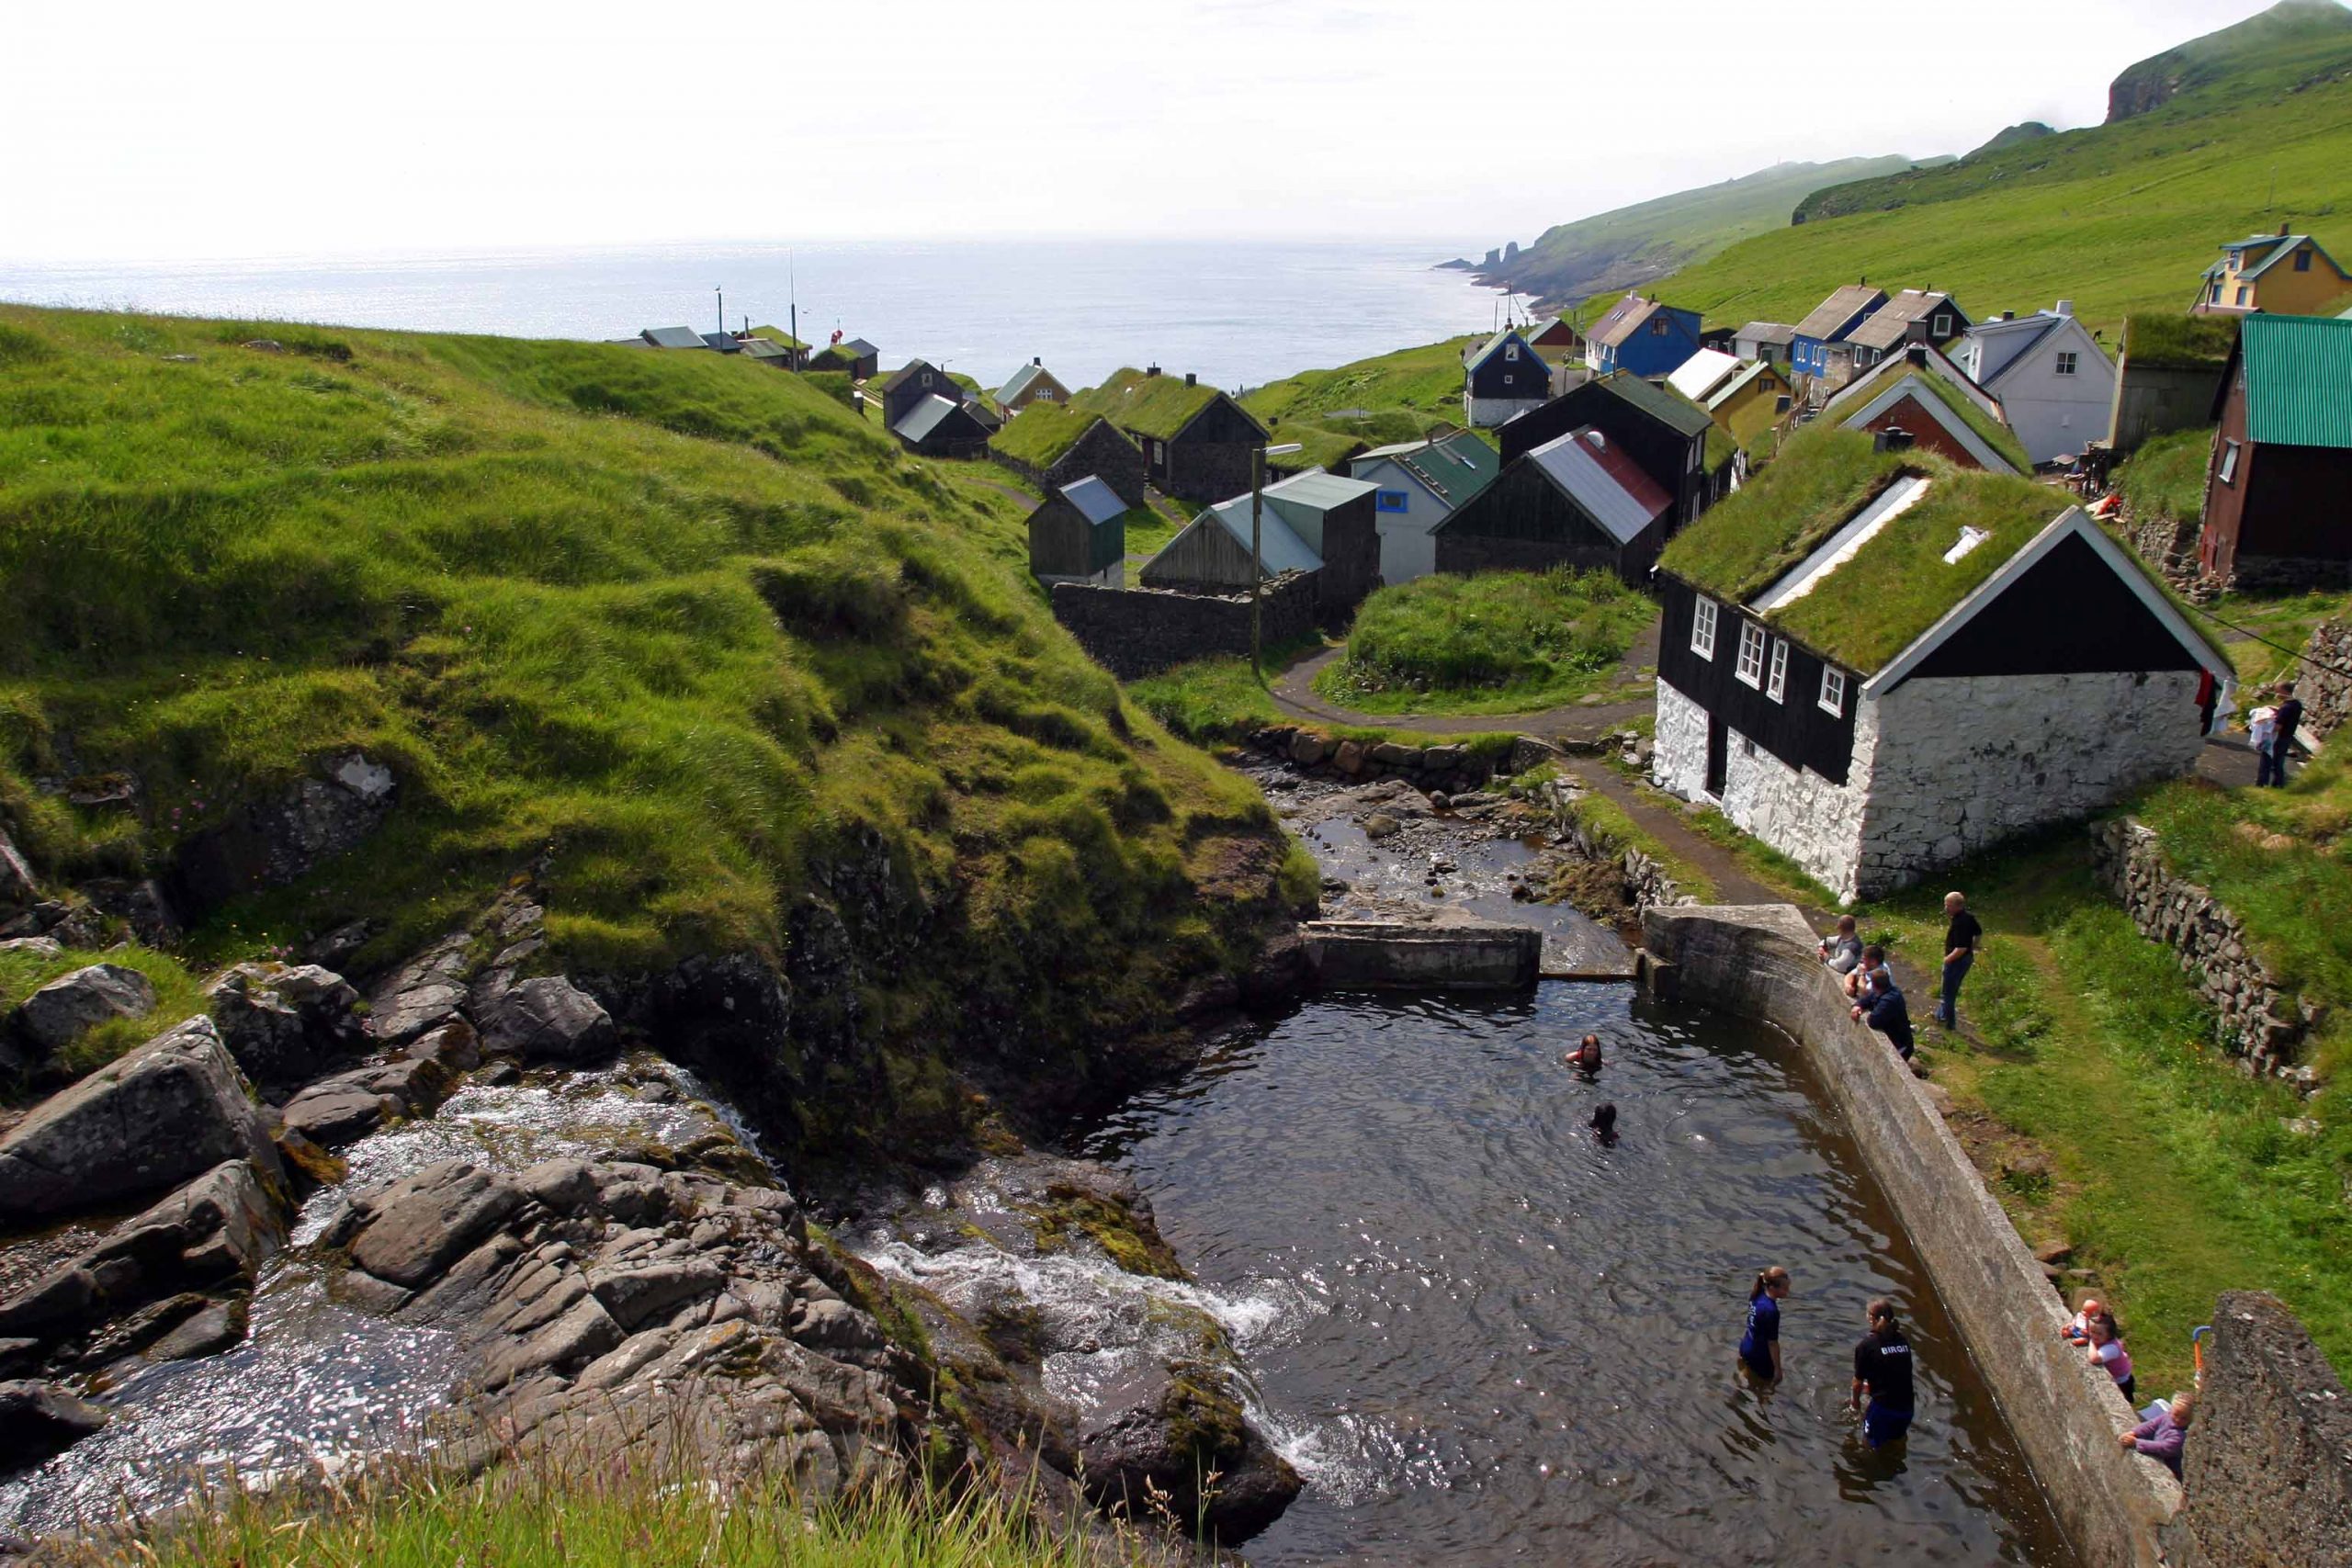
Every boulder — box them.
[1332,739,1366,775]
[1288,733,1328,768]
[0,1380,108,1472]
[0,937,62,961]
[346,1160,526,1289]
[0,1018,280,1229]
[167,753,398,919]
[477,976,616,1062]
[7,964,158,1056]
[1078,1364,1302,1542]
[279,1083,404,1147]
[208,963,365,1088]
[368,934,471,1045]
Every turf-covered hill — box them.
[1238,336,1496,470]
[0,307,1307,1151]
[1652,0,2352,337]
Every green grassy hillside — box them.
[1239,336,1491,470]
[1480,156,1926,308]
[2105,0,2352,121]
[0,307,1292,1135]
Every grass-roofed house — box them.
[1028,475,1133,589]
[1501,372,1720,531]
[1347,429,1500,583]
[807,336,881,379]
[1432,425,1674,584]
[1824,350,2029,474]
[2198,312,2352,590]
[989,403,1146,510]
[1073,367,1268,503]
[1650,426,2229,902]
[1139,469,1381,622]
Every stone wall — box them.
[2166,1291,2352,1568]
[1523,770,1690,913]
[2090,818,2320,1089]
[1859,670,2205,899]
[1049,572,1321,681]
[2123,504,2203,595]
[1653,680,1870,898]
[2109,364,2224,457]
[1241,728,1497,794]
[2227,553,2352,594]
[1640,904,2181,1568]
[2296,616,2352,743]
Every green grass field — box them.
[0,306,1286,1136]
[1316,570,1653,716]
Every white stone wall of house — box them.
[1853,670,2204,897]
[1651,680,1874,901]
[1649,679,1713,801]
[1462,393,1547,429]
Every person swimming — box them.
[1566,1033,1603,1074]
[1589,1102,1617,1145]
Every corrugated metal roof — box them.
[996,363,1053,401]
[893,394,966,443]
[1351,431,1498,506]
[2240,313,2352,448]
[1845,289,1962,353]
[1736,321,1795,344]
[839,338,879,356]
[1667,348,1742,403]
[1058,475,1126,526]
[1204,499,1321,576]
[1265,468,1378,511]
[641,325,706,349]
[1526,427,1670,545]
[1793,285,1886,342]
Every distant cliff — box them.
[2108,0,2352,121]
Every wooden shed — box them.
[1029,475,1129,587]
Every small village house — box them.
[635,325,709,350]
[1701,361,1791,452]
[2198,312,2352,589]
[995,358,1071,415]
[1952,301,2115,465]
[1500,372,1718,531]
[2193,225,2352,315]
[1028,475,1131,588]
[1790,284,1887,382]
[807,336,882,378]
[890,393,993,458]
[1650,426,2228,902]
[1734,321,1796,364]
[880,359,957,429]
[1074,367,1269,503]
[1825,353,2027,474]
[1461,328,1553,427]
[2107,313,2239,455]
[1347,429,1500,584]
[1525,317,1586,356]
[1838,289,1969,371]
[1432,426,1673,584]
[736,336,798,369]
[1139,468,1380,620]
[1585,294,1705,378]
[1666,348,1744,405]
[989,405,1147,509]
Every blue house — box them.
[1587,293,1704,378]
[1790,284,1887,380]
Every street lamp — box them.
[1251,442,1304,674]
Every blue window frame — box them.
[1376,490,1410,513]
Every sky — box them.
[3,0,2300,264]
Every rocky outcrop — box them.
[0,1017,282,1228]
[2296,617,2352,744]
[474,976,616,1063]
[6,964,157,1057]
[1079,1363,1302,1542]
[368,932,472,1045]
[0,1380,109,1472]
[2091,818,2319,1089]
[0,831,36,916]
[167,752,398,919]
[1246,725,1497,793]
[277,1020,477,1147]
[207,962,366,1089]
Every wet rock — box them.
[6,964,157,1056]
[279,1084,404,1147]
[0,833,35,915]
[146,1296,248,1361]
[586,1258,725,1331]
[208,963,366,1088]
[1288,733,1328,768]
[346,1161,526,1289]
[1238,928,1308,1006]
[1077,1363,1302,1542]
[367,933,471,1046]
[0,1380,108,1471]
[166,753,398,919]
[0,1018,281,1227]
[477,977,616,1063]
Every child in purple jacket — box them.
[2118,1389,2196,1478]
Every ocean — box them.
[0,240,1528,392]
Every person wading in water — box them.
[1565,1033,1602,1075]
[1849,1298,1916,1448]
[1739,1266,1792,1383]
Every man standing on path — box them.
[1938,891,1981,1030]
[2260,682,2303,789]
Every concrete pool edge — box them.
[1640,903,2181,1568]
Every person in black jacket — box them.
[1852,969,1915,1060]
[1849,1298,1917,1448]
[2261,682,2304,789]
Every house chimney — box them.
[1184,371,1197,387]
[2280,221,2291,237]
[1034,355,1042,366]
[1906,344,1928,367]
[1146,364,1161,378]
[2002,310,2017,321]
[1874,426,1915,453]
[2054,299,2074,317]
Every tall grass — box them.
[1325,569,1649,715]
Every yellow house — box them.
[1702,359,1790,448]
[2194,225,2352,315]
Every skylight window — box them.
[1756,475,1935,610]
[1941,525,1989,565]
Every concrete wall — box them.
[1301,919,1540,990]
[1639,903,2181,1567]
[2109,363,2223,456]
[1049,571,1321,682]
[2168,1291,2352,1568]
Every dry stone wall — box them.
[1050,572,1320,681]
[2295,616,2352,744]
[1242,728,1497,794]
[2090,818,2321,1089]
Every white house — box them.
[1666,347,1744,404]
[1648,425,2228,902]
[1951,302,2116,466]
[1347,430,1500,582]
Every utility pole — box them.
[715,287,723,336]
[1250,442,1303,673]
[789,257,799,369]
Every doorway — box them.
[1704,716,1728,797]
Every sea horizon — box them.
[0,237,1531,393]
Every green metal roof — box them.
[1596,371,1715,437]
[2239,313,2352,448]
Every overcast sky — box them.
[5,0,2293,263]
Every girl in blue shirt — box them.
[1739,1266,1792,1382]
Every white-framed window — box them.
[1690,595,1719,659]
[1736,620,1767,687]
[1765,638,1789,703]
[1505,342,1520,360]
[2054,351,2078,376]
[1819,667,1846,716]
[1932,313,1951,337]
[2219,438,2241,485]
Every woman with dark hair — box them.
[1589,1102,1617,1145]
[1849,1298,1916,1448]
[1738,1266,1792,1382]
[1565,1033,1602,1074]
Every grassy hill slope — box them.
[2105,0,2352,121]
[0,307,1299,1141]
[1478,156,1926,308]
[1239,336,1488,472]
